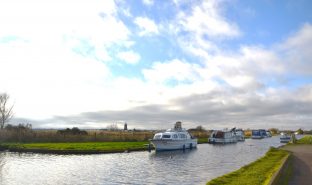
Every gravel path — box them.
[282,145,312,185]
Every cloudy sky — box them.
[0,0,312,130]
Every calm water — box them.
[0,136,287,185]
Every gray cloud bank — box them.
[13,84,312,130]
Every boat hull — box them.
[280,137,291,143]
[251,136,263,139]
[150,139,197,151]
[235,136,245,141]
[208,137,237,144]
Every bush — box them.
[57,127,88,135]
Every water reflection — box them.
[0,136,293,185]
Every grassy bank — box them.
[198,137,208,144]
[295,135,312,144]
[206,147,289,185]
[0,141,150,154]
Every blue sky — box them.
[0,0,312,130]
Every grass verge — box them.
[0,141,150,154]
[295,135,312,144]
[206,147,289,185]
[198,138,208,144]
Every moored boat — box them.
[251,129,267,139]
[208,128,237,144]
[150,121,197,151]
[280,132,291,143]
[235,128,245,141]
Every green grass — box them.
[295,135,312,144]
[206,147,289,185]
[198,137,208,144]
[0,141,149,152]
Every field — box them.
[0,141,149,153]
[206,147,289,185]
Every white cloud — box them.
[0,1,311,130]
[178,0,240,38]
[143,59,201,84]
[117,51,141,64]
[0,0,131,62]
[172,0,241,59]
[0,0,134,120]
[279,23,312,75]
[142,0,153,6]
[0,40,112,119]
[134,17,159,36]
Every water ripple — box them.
[0,136,292,185]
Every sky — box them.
[0,0,312,130]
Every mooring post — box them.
[148,143,151,152]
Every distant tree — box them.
[296,128,304,135]
[5,123,32,132]
[106,123,119,131]
[269,128,279,135]
[195,125,206,131]
[0,93,14,129]
[188,125,206,132]
[57,127,87,135]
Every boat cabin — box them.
[153,131,190,140]
[209,129,237,144]
[252,129,267,139]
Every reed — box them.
[0,129,155,143]
[0,129,209,143]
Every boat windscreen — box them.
[162,134,171,139]
[154,134,161,139]
[215,131,224,138]
[252,130,260,136]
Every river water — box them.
[0,136,287,185]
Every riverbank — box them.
[206,147,289,185]
[0,142,151,154]
[206,135,312,185]
[0,136,209,154]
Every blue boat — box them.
[252,129,266,139]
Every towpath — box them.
[282,145,312,185]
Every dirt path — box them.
[282,145,312,185]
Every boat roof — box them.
[166,128,187,132]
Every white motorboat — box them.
[280,132,291,143]
[150,121,197,151]
[235,128,245,141]
[208,128,237,144]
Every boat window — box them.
[179,134,186,138]
[173,134,178,138]
[252,130,260,136]
[162,134,171,139]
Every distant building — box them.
[124,122,128,131]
